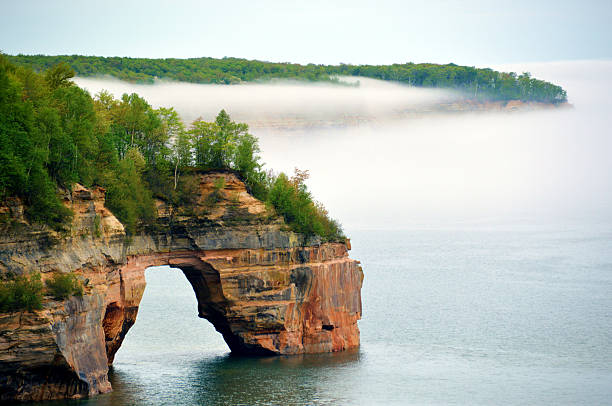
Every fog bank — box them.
[74,76,459,128]
[75,61,612,230]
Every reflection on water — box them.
[46,351,361,406]
[187,351,361,406]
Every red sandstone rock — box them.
[0,172,363,402]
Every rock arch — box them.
[0,172,363,401]
[103,244,363,367]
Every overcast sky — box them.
[2,0,611,66]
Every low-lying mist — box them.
[74,76,459,127]
[74,61,612,230]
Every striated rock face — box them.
[0,171,363,402]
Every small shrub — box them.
[205,177,226,207]
[93,214,101,238]
[0,273,44,312]
[213,177,226,195]
[267,170,345,242]
[45,273,83,300]
[176,174,200,210]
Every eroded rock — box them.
[0,171,363,402]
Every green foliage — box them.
[174,174,200,214]
[25,165,74,230]
[0,273,44,312]
[205,177,226,207]
[0,54,345,241]
[108,93,166,162]
[0,58,30,199]
[93,214,101,238]
[214,177,226,191]
[0,54,79,230]
[51,85,99,186]
[44,62,75,90]
[188,110,249,169]
[267,170,345,242]
[7,54,567,103]
[164,110,342,241]
[45,272,83,300]
[184,110,269,202]
[104,149,155,234]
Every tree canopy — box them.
[7,54,567,103]
[0,55,344,241]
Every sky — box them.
[2,0,612,66]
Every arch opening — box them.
[101,256,237,367]
[169,256,279,355]
[101,253,280,369]
[99,243,361,367]
[169,257,245,354]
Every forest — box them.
[7,54,567,104]
[0,55,344,242]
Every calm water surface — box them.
[44,227,612,405]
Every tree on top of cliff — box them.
[0,55,345,241]
[0,54,75,230]
[188,109,250,170]
[267,169,344,242]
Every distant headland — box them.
[7,54,567,104]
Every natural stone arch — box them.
[102,244,363,366]
[0,172,363,402]
[168,256,255,355]
[102,253,264,364]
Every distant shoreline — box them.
[6,53,568,104]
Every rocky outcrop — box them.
[0,172,363,402]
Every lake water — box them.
[44,61,612,405]
[44,226,612,406]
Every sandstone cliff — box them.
[0,172,363,402]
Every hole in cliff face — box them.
[322,324,335,331]
[109,255,283,371]
[110,265,228,367]
[173,259,272,355]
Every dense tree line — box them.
[7,54,567,104]
[0,55,344,241]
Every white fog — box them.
[74,61,612,230]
